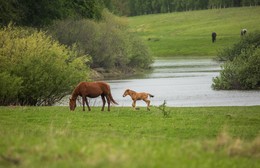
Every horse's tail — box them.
[109,92,119,105]
[149,94,154,98]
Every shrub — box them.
[217,31,260,61]
[0,72,22,105]
[128,34,153,69]
[0,25,90,105]
[48,10,153,72]
[212,32,260,90]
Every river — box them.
[60,58,260,107]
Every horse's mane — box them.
[127,89,137,96]
[71,84,80,100]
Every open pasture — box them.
[0,106,259,167]
[128,7,260,57]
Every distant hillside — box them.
[128,7,260,57]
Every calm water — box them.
[60,58,260,107]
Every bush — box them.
[48,10,153,72]
[212,32,260,90]
[0,72,22,105]
[128,34,153,69]
[0,25,90,105]
[217,31,260,61]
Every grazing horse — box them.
[69,81,118,111]
[212,32,217,43]
[123,89,154,111]
[241,29,247,36]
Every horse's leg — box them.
[101,95,106,111]
[82,96,86,111]
[144,99,150,111]
[85,97,91,111]
[105,95,111,111]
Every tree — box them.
[0,0,23,26]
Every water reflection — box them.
[106,58,260,107]
[59,58,260,107]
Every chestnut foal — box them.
[123,89,154,110]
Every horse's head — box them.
[69,98,76,111]
[123,89,130,97]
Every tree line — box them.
[0,0,110,27]
[1,0,260,27]
[106,0,260,16]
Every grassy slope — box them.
[128,7,260,57]
[0,106,259,167]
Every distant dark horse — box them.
[212,32,217,43]
[241,29,247,36]
[69,81,118,111]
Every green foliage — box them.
[0,72,22,105]
[217,31,260,61]
[107,0,260,16]
[0,25,90,105]
[0,0,106,27]
[0,0,23,25]
[128,34,153,69]
[1,0,259,27]
[158,100,171,117]
[212,32,260,90]
[49,10,153,72]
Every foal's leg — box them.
[85,97,91,111]
[144,99,150,111]
[101,95,106,111]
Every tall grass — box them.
[0,106,259,167]
[128,7,260,57]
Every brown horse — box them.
[123,89,154,111]
[69,81,118,111]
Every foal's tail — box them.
[149,94,154,98]
[109,92,119,105]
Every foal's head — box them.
[69,98,76,111]
[123,89,130,97]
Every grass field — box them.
[128,7,260,57]
[0,106,259,167]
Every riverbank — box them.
[0,106,259,167]
[90,67,153,80]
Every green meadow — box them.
[128,7,260,57]
[1,7,260,168]
[0,106,259,167]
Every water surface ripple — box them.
[106,58,260,107]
